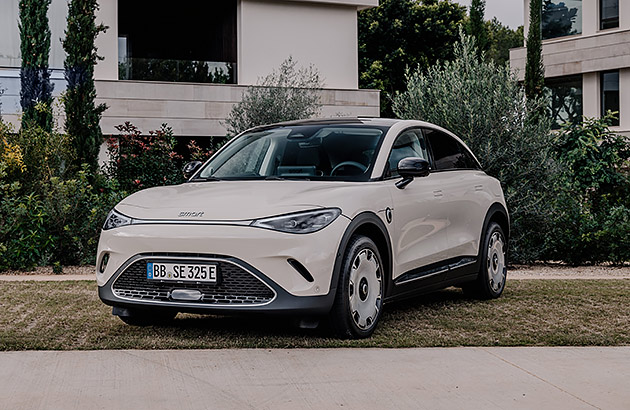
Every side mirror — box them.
[183,161,203,179]
[396,157,430,189]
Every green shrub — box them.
[0,115,125,270]
[3,116,73,195]
[103,122,184,193]
[392,32,556,263]
[0,188,53,271]
[41,167,125,265]
[546,114,630,264]
[224,56,322,137]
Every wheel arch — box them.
[331,212,393,298]
[482,203,510,250]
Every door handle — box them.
[433,190,443,198]
[475,185,484,191]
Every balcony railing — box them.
[118,58,236,84]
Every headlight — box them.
[251,208,341,234]
[103,209,134,230]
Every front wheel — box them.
[330,235,384,339]
[464,222,507,299]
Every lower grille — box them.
[112,258,275,305]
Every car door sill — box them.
[393,256,478,286]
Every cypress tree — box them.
[19,0,54,132]
[525,0,545,100]
[63,0,108,171]
[468,0,488,56]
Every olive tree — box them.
[392,32,556,263]
[224,57,322,137]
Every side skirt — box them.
[385,256,480,302]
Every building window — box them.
[546,75,583,129]
[601,70,620,126]
[118,0,237,84]
[600,0,619,30]
[542,0,582,40]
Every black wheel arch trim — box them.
[329,211,393,298]
[482,203,510,243]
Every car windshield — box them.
[196,124,388,182]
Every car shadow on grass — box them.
[142,287,474,341]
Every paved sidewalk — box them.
[1,347,628,410]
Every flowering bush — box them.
[103,122,184,193]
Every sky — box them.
[453,0,524,29]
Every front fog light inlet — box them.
[99,253,110,273]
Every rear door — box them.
[424,128,490,277]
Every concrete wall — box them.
[94,0,118,80]
[2,79,380,136]
[93,80,379,136]
[238,0,359,89]
[0,0,68,69]
[1,0,380,136]
[510,29,630,79]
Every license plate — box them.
[146,262,218,283]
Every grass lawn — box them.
[1,279,628,350]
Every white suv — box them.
[97,118,508,338]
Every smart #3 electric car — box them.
[97,118,509,338]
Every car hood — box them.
[116,180,372,221]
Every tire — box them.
[118,309,177,326]
[464,222,507,299]
[330,235,384,339]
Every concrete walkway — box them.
[1,347,628,410]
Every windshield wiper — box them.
[189,176,222,182]
[266,175,311,181]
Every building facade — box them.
[510,0,630,135]
[0,0,380,138]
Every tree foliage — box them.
[19,0,54,132]
[525,0,545,101]
[392,32,556,263]
[485,19,523,66]
[224,57,322,137]
[467,0,488,56]
[358,0,466,116]
[63,0,108,172]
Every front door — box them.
[386,129,450,287]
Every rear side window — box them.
[424,129,479,170]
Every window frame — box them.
[599,0,619,30]
[600,70,620,126]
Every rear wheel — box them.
[117,308,177,326]
[464,222,507,299]
[330,235,384,339]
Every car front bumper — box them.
[96,217,349,314]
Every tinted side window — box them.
[425,129,477,170]
[386,129,429,177]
